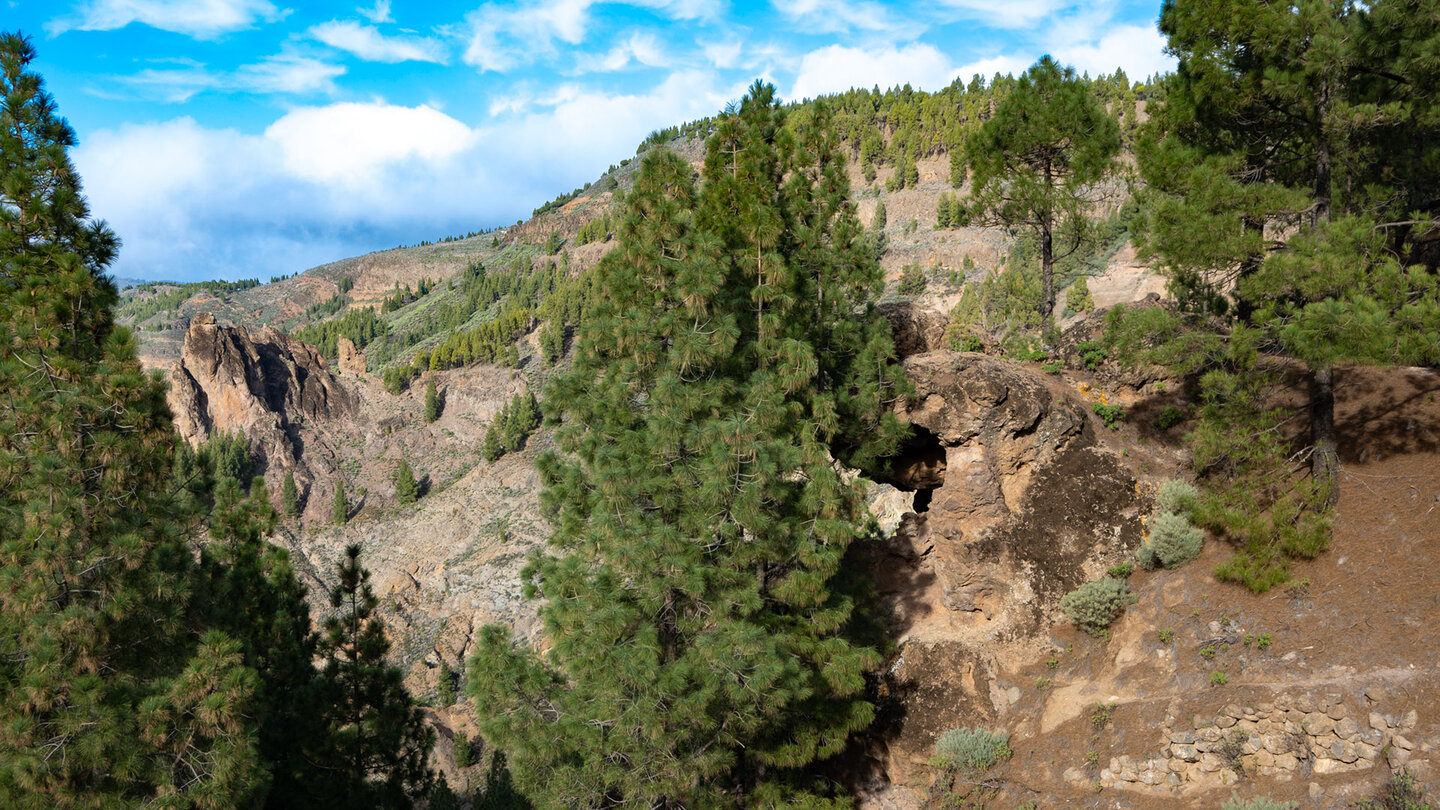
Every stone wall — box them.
[1067,691,1430,796]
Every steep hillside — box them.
[123,81,1440,807]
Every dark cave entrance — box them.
[877,424,947,514]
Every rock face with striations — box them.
[861,350,1146,792]
[167,313,355,497]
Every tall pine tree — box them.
[312,545,434,808]
[0,31,265,806]
[962,56,1121,326]
[468,83,907,807]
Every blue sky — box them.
[8,0,1174,282]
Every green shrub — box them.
[1093,402,1125,428]
[454,733,476,767]
[1076,339,1106,370]
[932,727,1011,774]
[1137,510,1204,570]
[1156,479,1199,516]
[1155,405,1185,430]
[1220,796,1298,810]
[1059,578,1136,636]
[394,459,420,505]
[1066,277,1095,314]
[898,263,927,296]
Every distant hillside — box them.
[121,72,1149,378]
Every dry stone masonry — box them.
[1076,692,1431,795]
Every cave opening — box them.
[876,424,947,514]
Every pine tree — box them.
[1114,0,1440,587]
[538,320,563,365]
[948,147,965,188]
[312,545,434,807]
[963,56,1121,326]
[480,429,502,463]
[282,470,300,518]
[424,378,441,422]
[393,459,419,505]
[333,481,349,525]
[0,31,265,806]
[197,479,324,809]
[1065,276,1094,314]
[872,199,886,231]
[469,84,907,807]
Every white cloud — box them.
[114,54,344,102]
[953,54,1032,82]
[934,0,1070,29]
[71,73,735,280]
[121,65,217,103]
[235,55,347,93]
[463,0,596,72]
[47,0,283,39]
[264,102,476,186]
[310,20,448,63]
[771,0,918,35]
[576,32,669,72]
[1051,23,1174,80]
[700,38,743,69]
[789,43,958,100]
[630,0,724,20]
[357,0,393,24]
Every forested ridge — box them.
[6,0,1440,804]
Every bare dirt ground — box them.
[957,364,1440,809]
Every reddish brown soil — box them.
[956,365,1440,809]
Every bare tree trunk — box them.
[1040,158,1055,326]
[1310,365,1339,507]
[1041,219,1055,326]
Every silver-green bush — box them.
[1156,478,1199,515]
[1137,510,1204,570]
[1220,797,1299,810]
[1058,577,1136,635]
[933,727,1011,773]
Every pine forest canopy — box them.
[5,0,1440,804]
[467,81,910,807]
[1,30,432,807]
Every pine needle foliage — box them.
[0,31,266,806]
[1115,0,1440,589]
[281,470,300,517]
[393,459,419,505]
[468,82,909,808]
[963,56,1121,326]
[424,378,441,422]
[313,546,434,807]
[333,481,349,525]
[481,391,541,463]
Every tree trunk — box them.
[1040,160,1055,325]
[1040,222,1055,325]
[1313,79,1332,229]
[1309,365,1339,507]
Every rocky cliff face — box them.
[167,313,355,504]
[858,350,1147,793]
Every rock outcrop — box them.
[863,350,1146,790]
[167,313,355,499]
[879,300,951,358]
[336,336,367,375]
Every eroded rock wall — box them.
[166,313,355,508]
[863,350,1147,790]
